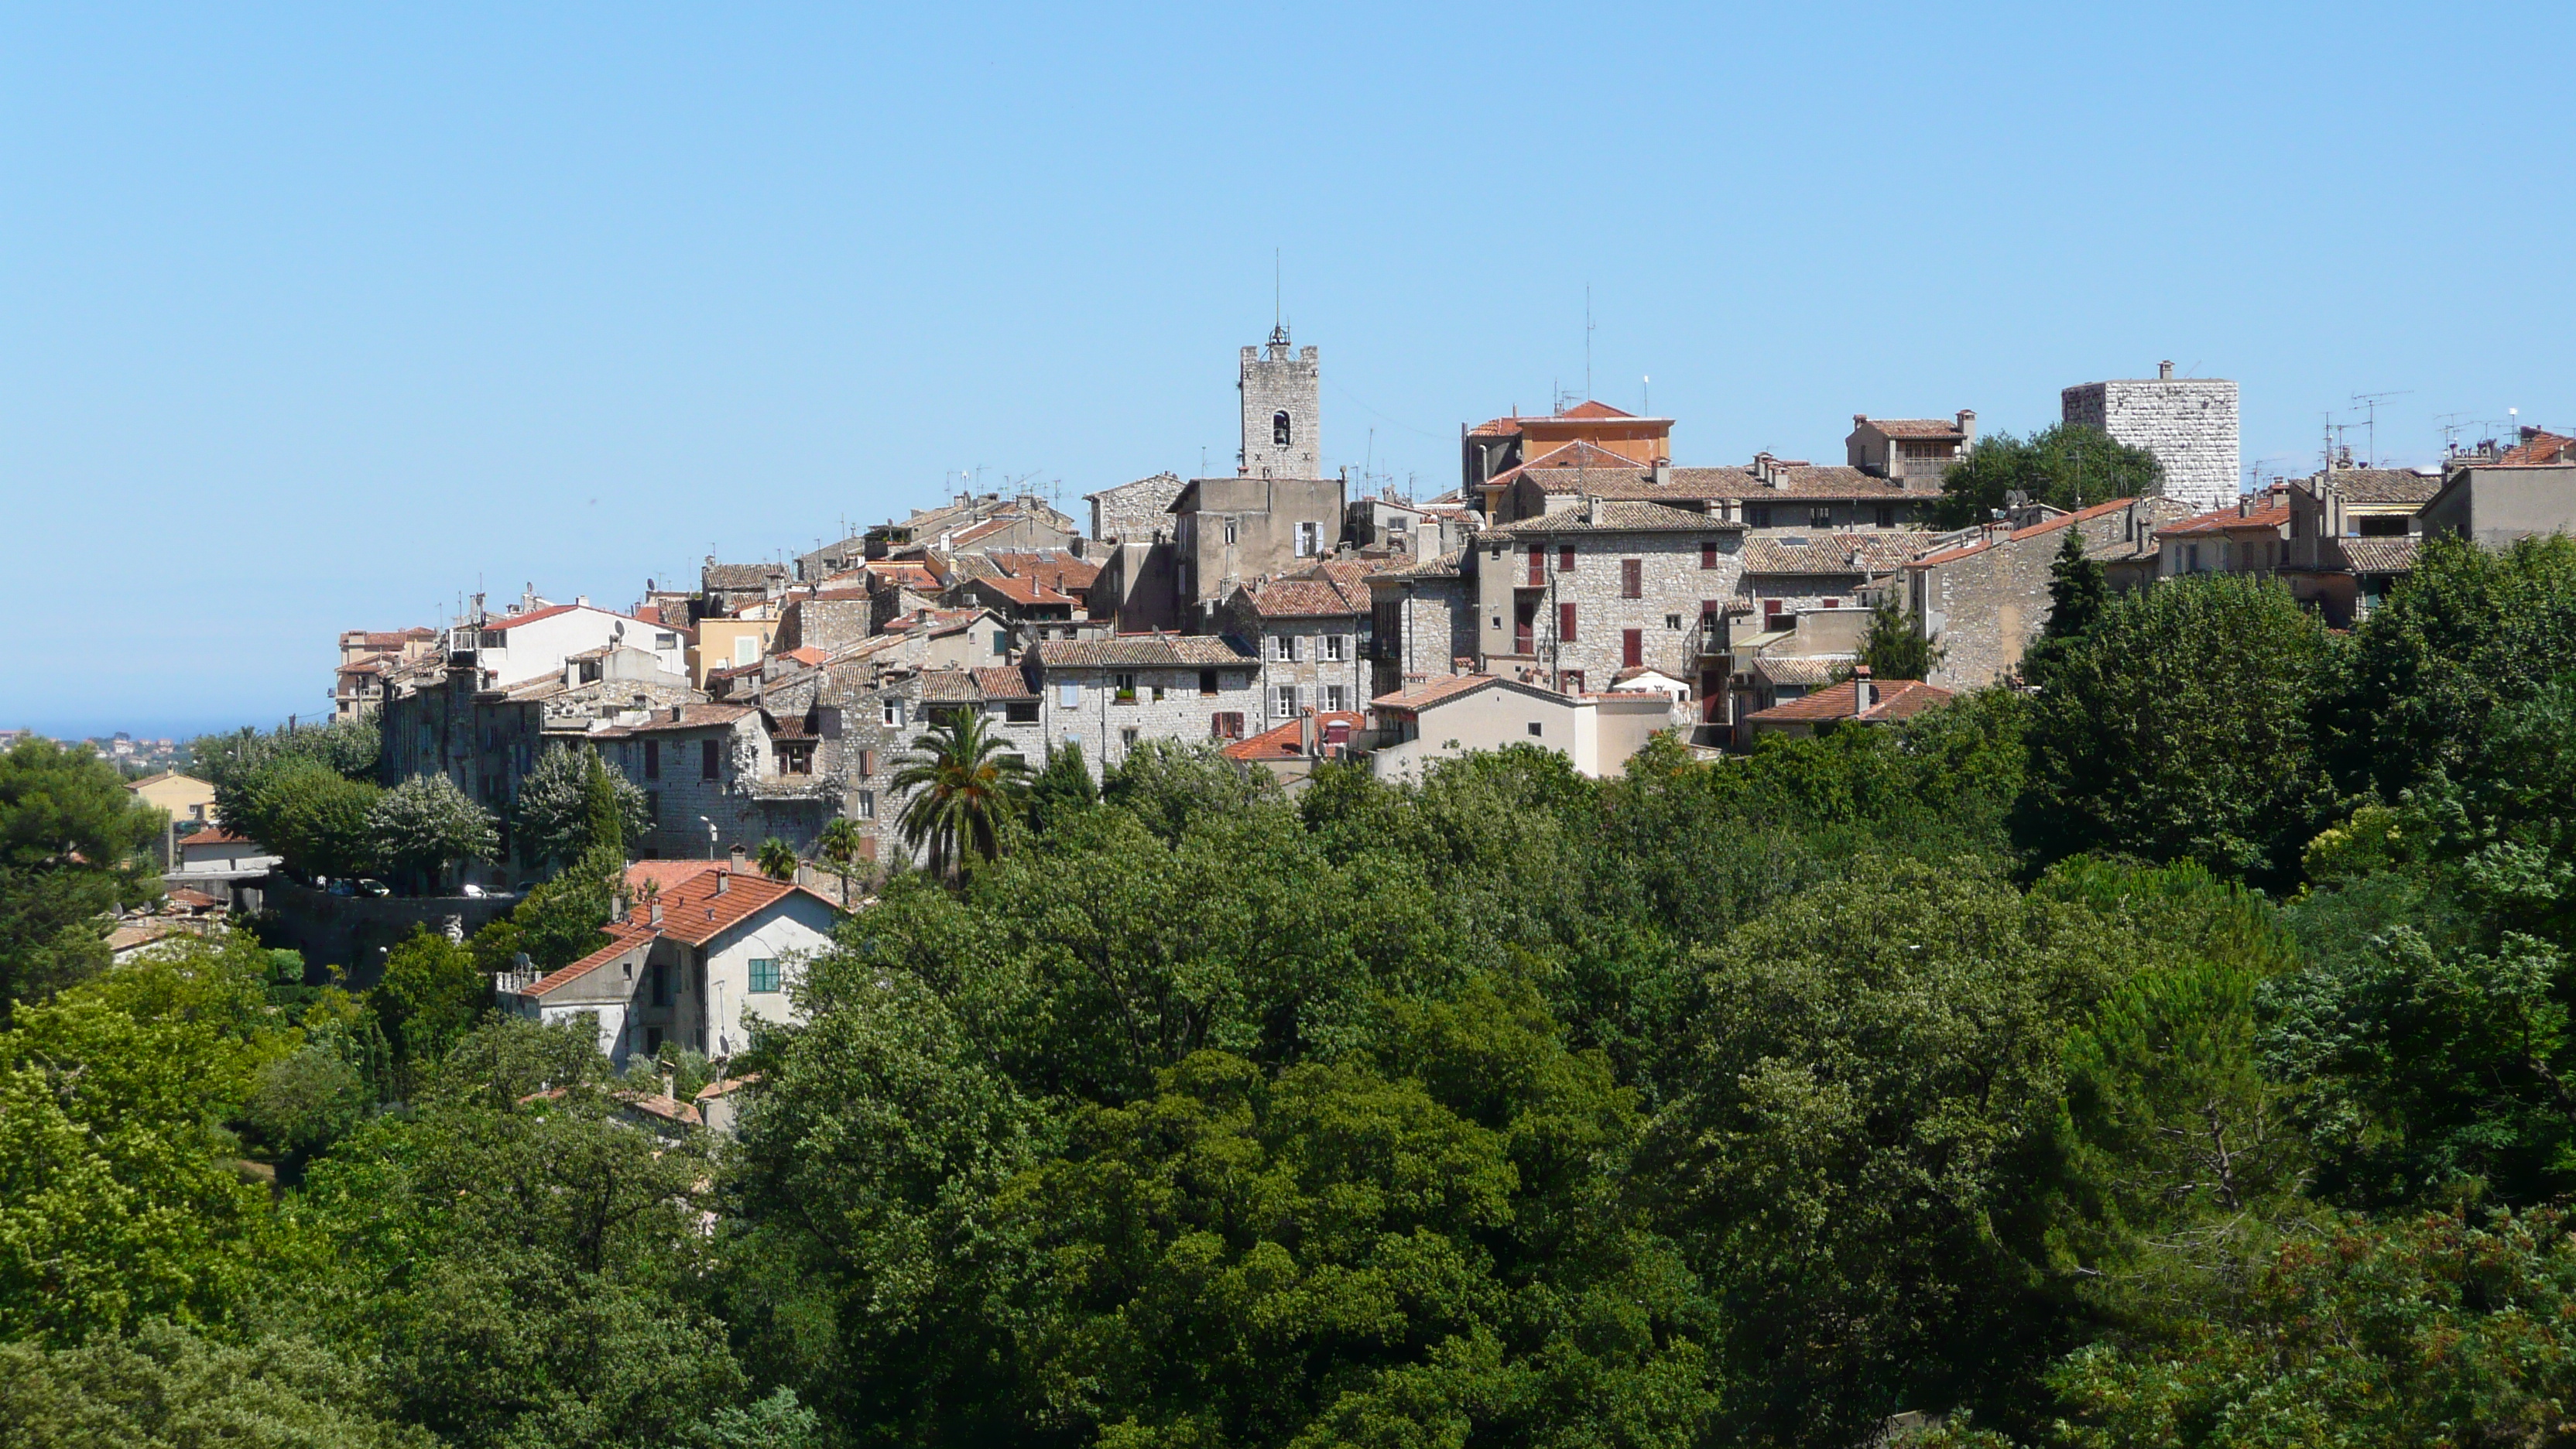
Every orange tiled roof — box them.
[1371,674,1497,713]
[1220,711,1365,761]
[1744,678,1954,726]
[2502,430,2576,465]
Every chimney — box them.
[649,900,663,926]
[1651,458,1671,488]
[1584,495,1605,526]
[729,843,748,872]
[2157,360,2174,381]
[714,872,729,895]
[1957,409,1977,447]
[670,704,683,722]
[1852,665,1875,714]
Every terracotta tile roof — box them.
[519,919,658,997]
[1480,439,1645,491]
[779,646,828,667]
[613,704,756,735]
[1907,497,2146,569]
[919,670,985,703]
[988,550,1101,593]
[1557,400,1636,420]
[1468,415,1526,437]
[163,886,224,910]
[703,563,789,590]
[978,574,1079,607]
[522,868,842,1000]
[1239,572,1370,618]
[1221,711,1365,761]
[107,921,186,953]
[973,665,1037,701]
[1036,635,1255,669]
[2160,500,2291,536]
[2502,430,2576,465]
[1740,532,1937,575]
[2316,468,2441,505]
[1744,677,1954,725]
[1373,549,1464,581]
[1371,673,1498,712]
[1857,416,1967,439]
[695,1073,761,1102]
[1515,462,1916,502]
[1494,501,1733,536]
[178,827,253,849]
[1751,656,1847,687]
[625,861,725,896]
[481,603,582,630]
[2342,537,2420,574]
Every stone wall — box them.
[1036,665,1265,780]
[2063,377,2239,513]
[1908,499,2191,689]
[1239,339,1321,478]
[1477,530,1745,689]
[1087,471,1185,543]
[262,876,519,988]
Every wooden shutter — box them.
[1558,601,1577,642]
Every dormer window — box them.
[1273,410,1293,446]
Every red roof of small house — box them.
[625,860,726,896]
[1742,678,1954,726]
[1909,497,2144,568]
[2160,498,2292,536]
[521,868,842,999]
[1219,711,1365,761]
[2502,430,2576,466]
[178,827,252,850]
[1370,673,1498,713]
[1856,416,1967,439]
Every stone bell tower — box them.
[1238,325,1320,478]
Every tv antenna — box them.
[1583,285,1595,404]
[2349,391,2412,467]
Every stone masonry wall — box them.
[2063,379,2240,513]
[1088,472,1186,543]
[1912,500,2192,690]
[1239,342,1321,478]
[1036,665,1265,780]
[1478,531,1745,689]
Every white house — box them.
[453,595,690,690]
[495,862,841,1065]
[1366,674,1677,783]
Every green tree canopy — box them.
[1855,594,1945,681]
[1934,423,2167,530]
[238,755,382,880]
[367,774,497,892]
[2018,574,2331,886]
[513,745,650,872]
[1026,740,1099,835]
[0,738,163,1018]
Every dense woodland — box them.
[17,533,2576,1445]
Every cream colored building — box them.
[1365,674,1676,783]
[128,771,218,827]
[690,605,783,687]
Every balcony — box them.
[740,772,844,801]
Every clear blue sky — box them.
[6,3,2569,739]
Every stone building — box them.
[1240,327,1320,478]
[2280,468,2439,626]
[594,704,837,864]
[2156,488,2292,578]
[1462,402,1674,504]
[2061,362,2239,513]
[1028,635,1264,776]
[1215,562,1379,721]
[1169,474,1348,620]
[1475,498,1747,694]
[1736,533,1936,622]
[1845,412,1976,485]
[699,560,790,620]
[1899,496,2189,690]
[2420,461,2576,550]
[1366,550,1478,701]
[1087,471,1187,543]
[1482,452,1941,533]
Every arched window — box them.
[1273,410,1293,447]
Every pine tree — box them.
[1027,742,1098,836]
[1857,598,1945,682]
[2045,529,2110,640]
[582,752,625,860]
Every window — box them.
[1273,409,1293,446]
[1822,598,1841,610]
[1324,633,1346,661]
[734,635,758,665]
[748,957,781,993]
[1325,684,1348,712]
[1058,682,1081,708]
[701,739,721,781]
[1666,614,1683,630]
[644,1026,663,1054]
[1747,504,1773,529]
[1873,504,1895,529]
[1558,601,1578,642]
[1701,540,1720,570]
[1562,670,1584,694]
[1005,701,1039,723]
[993,631,1009,656]
[650,962,670,1008]
[1296,521,1322,557]
[1763,598,1783,619]
[1121,726,1140,751]
[1199,670,1219,696]
[857,790,875,820]
[1274,685,1300,718]
[1270,634,1293,661]
[657,632,680,649]
[857,748,875,777]
[645,790,659,824]
[1621,558,1643,598]
[1212,711,1246,740]
[774,741,814,775]
[1113,672,1139,702]
[1222,517,1238,545]
[1559,545,1577,573]
[1527,721,1543,736]
[882,698,906,728]
[1526,545,1545,585]
[1810,505,1834,529]
[1622,629,1643,669]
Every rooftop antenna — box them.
[1643,375,1650,415]
[2436,411,2472,454]
[2350,390,2412,467]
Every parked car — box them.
[324,879,356,897]
[354,879,392,898]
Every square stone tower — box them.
[2062,361,2239,512]
[1239,326,1321,478]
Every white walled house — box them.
[1366,674,1677,783]
[496,863,841,1065]
[452,598,690,690]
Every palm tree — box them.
[890,710,1030,879]
[817,816,864,906]
[754,836,798,882]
